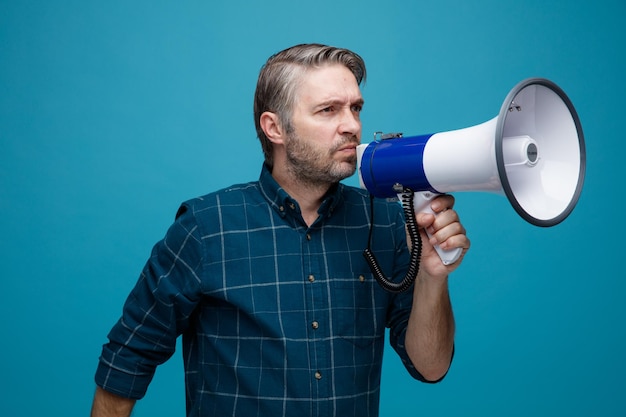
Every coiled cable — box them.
[363,188,422,293]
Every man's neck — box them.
[271,167,334,227]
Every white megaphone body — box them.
[357,78,586,266]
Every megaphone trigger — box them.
[409,191,463,266]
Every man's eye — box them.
[321,106,334,113]
[352,105,363,113]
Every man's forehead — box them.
[297,64,362,102]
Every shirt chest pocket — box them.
[329,273,389,348]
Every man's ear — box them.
[259,112,286,145]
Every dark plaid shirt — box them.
[95,164,427,416]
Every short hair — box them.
[253,43,367,168]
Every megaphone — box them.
[357,78,585,283]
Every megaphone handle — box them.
[408,191,463,266]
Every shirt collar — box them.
[258,164,344,222]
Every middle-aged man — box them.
[91,43,470,417]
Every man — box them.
[91,43,470,417]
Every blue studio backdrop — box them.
[1,1,624,416]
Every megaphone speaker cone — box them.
[496,78,586,227]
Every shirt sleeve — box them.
[385,206,454,383]
[94,202,204,399]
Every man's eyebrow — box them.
[317,97,365,107]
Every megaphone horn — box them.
[357,78,586,271]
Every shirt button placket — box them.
[303,229,325,389]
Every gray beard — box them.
[284,133,358,187]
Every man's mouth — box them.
[336,140,359,153]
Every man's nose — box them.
[338,108,361,136]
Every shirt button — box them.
[279,206,285,212]
[311,321,319,330]
[306,233,311,241]
[314,371,322,380]
[308,275,315,283]
[289,202,296,210]
[359,275,365,283]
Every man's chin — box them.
[331,162,357,181]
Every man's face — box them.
[284,64,364,185]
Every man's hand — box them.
[414,194,470,278]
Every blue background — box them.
[1,1,624,415]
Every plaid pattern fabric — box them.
[95,165,424,416]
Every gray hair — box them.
[253,44,366,168]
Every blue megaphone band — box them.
[359,134,439,198]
